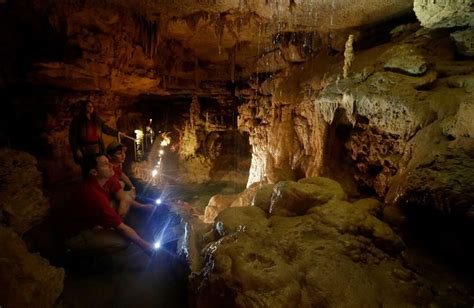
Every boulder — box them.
[203,194,238,223]
[203,182,265,223]
[451,28,474,57]
[382,44,428,75]
[251,183,274,213]
[214,206,269,237]
[414,0,474,29]
[0,226,64,308]
[269,177,347,217]
[390,151,474,220]
[0,149,49,234]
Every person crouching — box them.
[61,154,153,255]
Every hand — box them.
[142,242,156,257]
[143,203,155,211]
[118,206,129,219]
[76,150,83,159]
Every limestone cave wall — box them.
[238,5,474,222]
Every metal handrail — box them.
[118,132,136,142]
[118,132,138,161]
[117,131,155,162]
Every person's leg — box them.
[65,229,130,256]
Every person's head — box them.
[79,100,95,118]
[81,154,114,180]
[106,141,126,164]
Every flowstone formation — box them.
[191,177,433,307]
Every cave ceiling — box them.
[22,0,413,97]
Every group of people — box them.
[64,100,155,255]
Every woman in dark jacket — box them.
[69,100,118,164]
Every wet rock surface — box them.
[190,177,432,307]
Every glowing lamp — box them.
[151,169,158,177]
[155,198,162,205]
[153,241,161,250]
[159,149,164,155]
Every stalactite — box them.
[133,15,160,59]
[150,21,155,58]
[230,45,236,83]
[154,21,160,58]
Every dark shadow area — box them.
[397,205,474,306]
[322,108,361,198]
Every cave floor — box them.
[57,248,188,308]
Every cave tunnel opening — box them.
[322,108,360,197]
[128,94,252,188]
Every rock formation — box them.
[0,226,65,308]
[0,148,49,234]
[191,177,433,307]
[0,149,64,307]
[239,24,474,221]
[0,0,473,306]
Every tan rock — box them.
[192,178,428,308]
[414,0,474,29]
[269,177,347,217]
[382,44,428,75]
[0,149,49,234]
[0,226,64,308]
[451,28,474,57]
[203,194,238,223]
[251,183,275,213]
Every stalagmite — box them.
[343,34,354,79]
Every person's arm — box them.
[115,189,131,218]
[119,172,134,191]
[116,223,152,252]
[131,199,154,211]
[98,117,118,137]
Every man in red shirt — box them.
[63,154,153,254]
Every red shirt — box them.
[62,176,122,238]
[82,119,99,143]
[112,163,122,178]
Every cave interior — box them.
[0,0,473,307]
